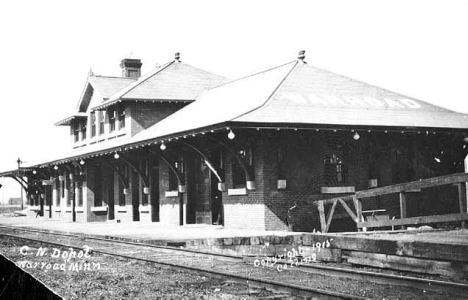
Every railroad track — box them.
[1,225,467,298]
[0,226,361,299]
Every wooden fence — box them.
[315,173,468,233]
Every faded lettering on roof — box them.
[281,92,422,109]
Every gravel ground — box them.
[0,237,286,299]
[0,234,465,299]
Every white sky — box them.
[0,0,467,201]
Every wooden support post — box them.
[338,198,357,222]
[399,192,407,230]
[353,195,363,231]
[325,199,338,233]
[317,200,326,233]
[458,183,467,229]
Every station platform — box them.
[0,216,299,245]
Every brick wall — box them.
[159,157,186,226]
[221,137,267,230]
[130,102,186,136]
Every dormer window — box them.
[73,122,79,142]
[99,111,105,135]
[81,121,87,140]
[118,105,125,129]
[109,109,116,132]
[91,112,96,137]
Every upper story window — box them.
[99,111,105,135]
[81,121,87,141]
[91,112,96,137]
[118,105,125,130]
[109,109,116,132]
[73,122,79,142]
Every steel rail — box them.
[0,225,241,261]
[2,225,467,297]
[0,232,362,299]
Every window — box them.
[118,163,127,206]
[109,108,116,132]
[73,122,79,142]
[277,145,287,179]
[232,146,253,189]
[81,121,87,140]
[128,69,139,78]
[67,175,72,206]
[141,160,148,205]
[99,111,105,135]
[94,166,103,207]
[61,179,65,199]
[91,112,96,137]
[118,105,125,129]
[77,181,83,206]
[169,154,183,191]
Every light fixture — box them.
[463,136,468,143]
[32,170,37,174]
[434,157,441,163]
[228,130,235,140]
[80,159,85,165]
[353,132,360,140]
[54,166,58,170]
[114,152,120,159]
[160,143,166,151]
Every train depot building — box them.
[2,51,468,233]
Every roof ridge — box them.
[230,61,299,121]
[109,60,175,101]
[210,60,296,91]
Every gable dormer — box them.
[91,53,227,137]
[55,71,136,150]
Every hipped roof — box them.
[91,60,227,111]
[130,59,468,144]
[5,57,468,172]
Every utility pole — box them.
[17,158,23,210]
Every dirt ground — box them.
[1,235,464,300]
[0,237,286,299]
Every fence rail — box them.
[316,173,468,233]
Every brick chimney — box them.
[120,58,142,78]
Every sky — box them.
[0,0,467,202]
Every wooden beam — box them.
[325,199,338,233]
[338,198,357,222]
[356,173,468,198]
[317,194,354,205]
[399,192,407,230]
[357,213,468,228]
[353,195,363,223]
[317,200,326,233]
[458,183,467,229]
[320,186,355,194]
